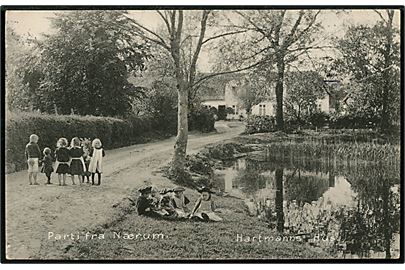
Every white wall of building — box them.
[251,101,275,116]
[316,95,330,114]
[201,100,226,109]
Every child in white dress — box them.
[88,138,105,185]
[190,187,223,222]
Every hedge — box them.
[5,111,163,173]
[6,109,216,174]
[188,107,216,133]
[244,115,276,134]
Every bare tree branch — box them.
[288,10,321,48]
[235,11,269,38]
[189,11,210,85]
[286,45,334,54]
[125,15,170,50]
[283,10,304,49]
[192,59,267,88]
[201,30,247,45]
[374,10,388,24]
[157,10,172,35]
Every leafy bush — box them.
[188,107,216,133]
[329,114,379,129]
[308,111,330,128]
[5,111,170,173]
[217,107,227,120]
[245,115,276,134]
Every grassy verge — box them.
[59,186,328,260]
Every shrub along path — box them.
[5,121,245,259]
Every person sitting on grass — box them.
[171,186,191,218]
[136,186,154,216]
[149,187,177,219]
[25,134,42,185]
[190,186,223,222]
[41,147,54,185]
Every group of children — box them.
[25,134,105,186]
[136,185,223,222]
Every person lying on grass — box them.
[190,186,223,222]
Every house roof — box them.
[197,73,247,100]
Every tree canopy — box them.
[9,11,151,117]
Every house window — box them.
[259,104,266,116]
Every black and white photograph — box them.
[1,4,403,262]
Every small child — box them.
[41,147,54,184]
[69,137,85,185]
[81,138,92,183]
[55,138,71,186]
[190,186,223,222]
[88,138,105,185]
[171,186,191,218]
[150,187,176,218]
[136,186,153,216]
[25,134,42,185]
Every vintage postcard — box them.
[1,6,403,262]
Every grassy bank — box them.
[56,185,328,260]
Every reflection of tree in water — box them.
[336,163,400,258]
[275,168,284,233]
[233,167,267,195]
[284,169,330,205]
[227,156,400,258]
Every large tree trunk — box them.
[171,84,189,175]
[275,55,285,131]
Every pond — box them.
[213,152,401,259]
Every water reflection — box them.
[215,154,400,259]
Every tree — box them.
[284,71,325,125]
[335,10,400,132]
[5,24,38,112]
[129,10,251,176]
[24,11,150,116]
[239,69,274,115]
[215,10,324,131]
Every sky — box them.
[5,9,401,72]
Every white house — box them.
[201,74,341,120]
[201,76,275,120]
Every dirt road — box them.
[5,121,244,259]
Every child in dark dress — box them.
[55,138,71,186]
[69,137,85,185]
[41,147,54,184]
[136,186,153,216]
[81,138,92,183]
